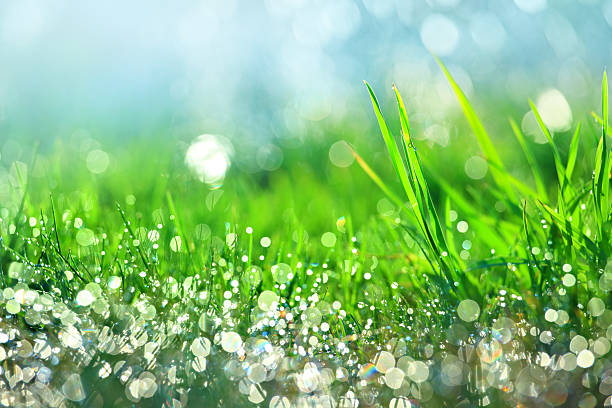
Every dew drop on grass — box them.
[389,396,412,408]
[570,335,587,353]
[247,363,266,383]
[329,140,354,168]
[576,350,595,368]
[258,290,279,312]
[408,361,429,383]
[321,232,337,248]
[562,273,576,287]
[303,307,322,328]
[5,300,20,314]
[62,373,86,402]
[270,395,291,408]
[544,309,558,322]
[271,263,292,284]
[76,290,94,307]
[375,351,395,374]
[385,367,405,389]
[190,337,211,357]
[457,299,480,322]
[221,331,242,353]
[260,237,271,248]
[170,236,182,252]
[587,297,605,316]
[108,276,121,290]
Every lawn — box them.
[0,59,610,407]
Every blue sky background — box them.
[0,0,611,148]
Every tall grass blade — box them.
[434,56,514,199]
[565,122,582,182]
[528,100,567,188]
[364,81,426,233]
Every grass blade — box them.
[364,81,426,233]
[528,100,567,189]
[565,122,582,181]
[509,118,548,201]
[434,55,514,199]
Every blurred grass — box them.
[0,59,609,327]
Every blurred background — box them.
[0,0,611,234]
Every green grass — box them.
[0,58,610,407]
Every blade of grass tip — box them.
[363,82,427,233]
[509,118,548,201]
[565,122,581,182]
[592,111,605,127]
[434,55,515,199]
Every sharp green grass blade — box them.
[393,84,450,256]
[565,122,581,182]
[434,55,514,199]
[509,118,548,201]
[364,82,426,233]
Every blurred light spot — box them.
[76,229,94,246]
[457,220,469,233]
[457,299,480,322]
[86,150,109,174]
[420,14,459,56]
[170,236,182,252]
[329,140,354,167]
[362,0,395,19]
[514,0,547,13]
[536,89,572,132]
[321,232,336,247]
[464,156,488,180]
[604,0,612,27]
[424,124,450,146]
[256,144,283,171]
[470,12,506,53]
[260,237,271,248]
[185,134,233,188]
[521,111,547,144]
[545,14,579,58]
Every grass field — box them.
[0,59,611,407]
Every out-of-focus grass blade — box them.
[528,100,567,189]
[509,118,548,201]
[593,70,610,236]
[350,148,411,216]
[434,55,514,199]
[565,122,581,182]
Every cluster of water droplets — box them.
[0,258,610,408]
